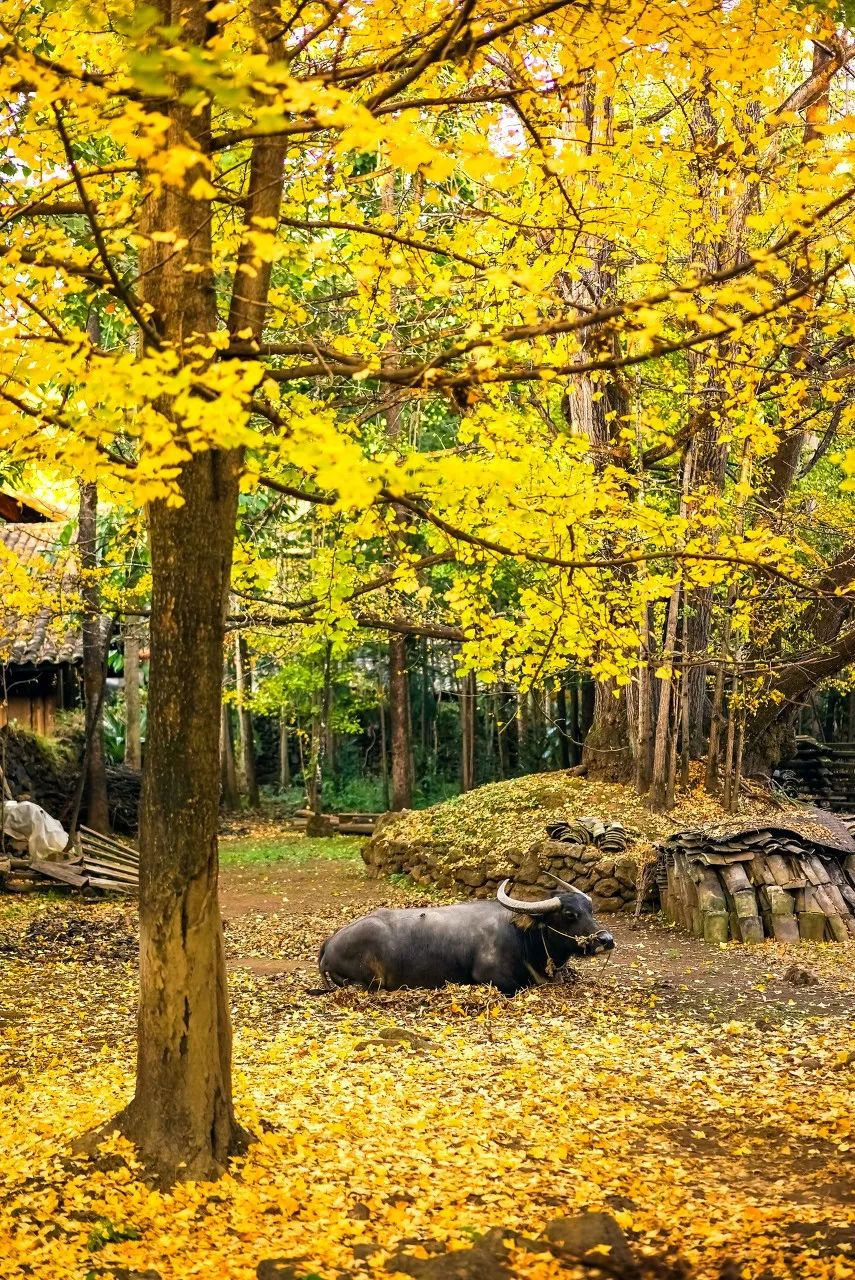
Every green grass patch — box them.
[218,833,364,868]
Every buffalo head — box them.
[496,877,615,957]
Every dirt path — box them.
[219,855,855,1021]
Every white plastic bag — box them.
[1,799,69,859]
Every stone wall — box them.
[362,823,642,913]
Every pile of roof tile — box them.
[659,809,855,943]
[545,817,629,853]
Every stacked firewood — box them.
[659,809,855,943]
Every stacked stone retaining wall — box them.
[362,823,642,912]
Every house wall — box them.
[0,663,79,736]
[0,693,56,735]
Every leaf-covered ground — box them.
[1,831,853,1280]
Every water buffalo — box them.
[318,877,615,995]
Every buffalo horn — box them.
[543,871,578,892]
[496,880,562,913]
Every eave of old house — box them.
[0,488,66,524]
[0,521,82,734]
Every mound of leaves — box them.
[364,770,753,884]
[0,907,138,963]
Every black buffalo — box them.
[318,877,614,995]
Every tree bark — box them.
[567,678,582,766]
[234,633,259,808]
[124,620,142,771]
[109,0,269,1179]
[583,681,634,779]
[78,480,110,832]
[389,632,412,810]
[647,582,682,811]
[220,702,239,811]
[278,714,291,791]
[378,690,390,810]
[495,691,507,779]
[555,685,571,769]
[120,449,244,1179]
[460,671,476,792]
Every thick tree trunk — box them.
[119,450,245,1179]
[78,480,110,832]
[108,0,278,1178]
[234,633,259,808]
[124,620,142,771]
[389,633,412,810]
[582,681,633,780]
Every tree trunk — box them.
[109,0,267,1177]
[420,639,429,762]
[389,633,412,810]
[278,714,291,791]
[119,450,245,1179]
[583,681,634,780]
[124,620,142,771]
[308,695,322,815]
[555,685,571,769]
[567,678,581,766]
[647,582,682,811]
[517,690,530,772]
[78,480,110,833]
[378,692,390,810]
[495,691,506,779]
[460,672,476,792]
[220,702,239,811]
[234,633,259,808]
[634,609,654,793]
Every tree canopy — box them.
[3,0,855,1177]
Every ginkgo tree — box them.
[3,0,855,1179]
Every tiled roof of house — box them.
[0,523,82,665]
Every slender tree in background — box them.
[234,633,260,807]
[389,634,413,810]
[123,620,142,771]
[77,480,110,833]
[220,702,240,813]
